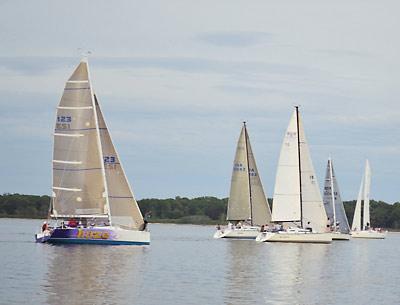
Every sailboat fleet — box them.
[35,59,387,245]
[216,107,386,243]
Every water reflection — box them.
[223,241,331,305]
[44,245,146,305]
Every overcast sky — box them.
[0,0,399,202]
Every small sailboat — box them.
[214,122,272,239]
[256,107,331,244]
[351,160,386,239]
[323,158,351,240]
[35,59,150,245]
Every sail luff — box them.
[86,61,111,224]
[329,158,336,228]
[363,160,371,229]
[244,123,253,225]
[295,106,303,227]
[352,174,364,231]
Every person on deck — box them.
[68,218,78,227]
[305,222,312,232]
[42,221,48,232]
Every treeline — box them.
[1,193,400,229]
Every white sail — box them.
[323,159,350,233]
[363,160,371,229]
[272,108,328,232]
[271,110,301,223]
[351,174,364,231]
[298,114,327,232]
[246,130,272,226]
[227,126,251,221]
[95,96,145,230]
[51,60,107,217]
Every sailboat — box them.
[214,122,272,239]
[323,158,351,240]
[35,59,150,245]
[256,107,331,243]
[351,160,386,239]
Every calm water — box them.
[0,219,399,305]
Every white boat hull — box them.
[213,227,260,239]
[351,230,386,239]
[256,231,332,244]
[330,232,351,240]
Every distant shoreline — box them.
[1,193,399,229]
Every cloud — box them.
[0,55,323,79]
[196,31,273,47]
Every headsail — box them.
[51,60,107,217]
[351,173,364,231]
[246,128,272,226]
[363,160,371,229]
[227,126,251,222]
[298,112,327,232]
[95,96,145,230]
[323,159,350,233]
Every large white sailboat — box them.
[256,107,331,244]
[35,59,150,245]
[323,158,351,240]
[214,122,272,239]
[351,160,386,239]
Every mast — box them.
[86,60,112,226]
[329,157,336,231]
[243,122,253,226]
[295,106,303,228]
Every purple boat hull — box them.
[36,227,149,245]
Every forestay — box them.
[52,61,106,216]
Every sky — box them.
[0,0,399,202]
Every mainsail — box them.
[272,107,327,232]
[51,60,145,229]
[226,123,271,225]
[271,111,301,223]
[323,159,350,233]
[52,61,106,217]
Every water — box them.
[0,219,399,305]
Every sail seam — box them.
[53,168,102,171]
